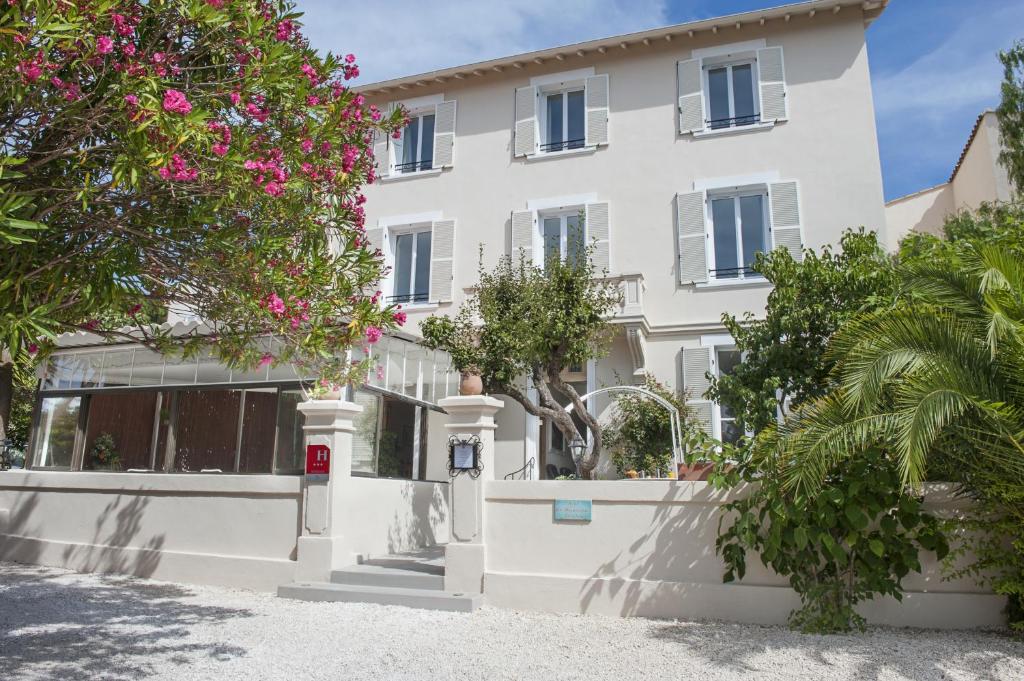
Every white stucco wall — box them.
[953,112,1013,212]
[482,480,1005,628]
[0,471,302,590]
[333,477,449,560]
[883,184,954,246]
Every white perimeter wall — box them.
[334,477,449,561]
[483,480,1005,628]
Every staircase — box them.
[278,546,482,612]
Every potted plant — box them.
[89,432,121,471]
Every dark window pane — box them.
[543,217,561,265]
[721,419,742,445]
[717,348,742,376]
[708,67,730,129]
[394,233,413,297]
[274,390,305,473]
[566,214,584,267]
[414,231,432,299]
[402,118,418,167]
[378,397,416,478]
[84,392,160,471]
[420,114,435,168]
[238,389,277,473]
[546,93,563,146]
[567,90,585,148]
[711,198,738,277]
[34,396,81,468]
[173,390,241,472]
[732,64,756,124]
[740,195,766,271]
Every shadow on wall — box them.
[385,481,449,554]
[0,490,43,566]
[0,563,252,681]
[577,485,728,617]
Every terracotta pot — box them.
[459,372,483,396]
[315,389,343,400]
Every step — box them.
[277,581,482,612]
[331,564,445,590]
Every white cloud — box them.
[294,0,669,83]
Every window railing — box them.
[539,138,586,153]
[387,292,430,304]
[707,113,761,130]
[393,159,433,173]
[709,265,759,279]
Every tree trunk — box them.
[0,361,12,444]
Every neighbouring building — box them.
[885,110,1015,244]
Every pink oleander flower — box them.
[393,311,407,326]
[306,94,320,106]
[264,181,283,196]
[275,20,294,41]
[259,353,274,367]
[162,89,192,115]
[375,365,385,380]
[96,36,114,54]
[344,53,356,64]
[112,14,134,37]
[365,326,383,344]
[27,343,39,355]
[265,293,286,316]
[122,42,136,56]
[301,138,313,154]
[230,91,241,105]
[129,304,142,315]
[212,142,229,156]
[124,94,138,106]
[206,0,225,8]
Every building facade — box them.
[361,0,889,479]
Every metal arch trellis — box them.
[563,386,685,467]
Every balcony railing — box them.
[387,292,430,304]
[393,159,433,173]
[539,138,586,153]
[707,113,761,130]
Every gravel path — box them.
[1,561,1022,680]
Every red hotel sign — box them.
[305,444,330,479]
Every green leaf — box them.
[869,539,885,558]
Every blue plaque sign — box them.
[553,499,592,522]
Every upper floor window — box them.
[706,61,759,130]
[395,112,435,174]
[391,227,432,304]
[541,89,585,153]
[708,191,768,280]
[541,210,585,267]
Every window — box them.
[709,191,768,280]
[390,228,432,304]
[705,61,758,130]
[540,89,585,153]
[33,396,81,468]
[541,211,585,267]
[395,112,435,173]
[714,348,743,446]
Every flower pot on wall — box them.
[459,372,483,396]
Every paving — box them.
[1,561,1023,680]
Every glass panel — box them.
[130,349,163,386]
[546,93,563,147]
[414,231,431,301]
[708,67,730,129]
[567,90,585,148]
[711,197,738,277]
[351,389,380,474]
[419,350,435,404]
[84,392,159,471]
[387,341,406,396]
[420,114,435,168]
[543,217,561,265]
[173,389,241,472]
[162,353,197,385]
[49,353,102,389]
[432,350,452,400]
[101,350,134,387]
[196,348,232,384]
[739,194,766,272]
[394,233,413,298]
[721,419,742,445]
[732,64,756,124]
[274,389,305,473]
[238,388,277,473]
[34,396,80,468]
[379,396,416,478]
[566,214,584,267]
[366,336,388,389]
[402,117,419,168]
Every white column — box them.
[438,395,503,594]
[294,399,363,582]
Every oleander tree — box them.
[0,0,408,441]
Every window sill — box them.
[380,167,443,183]
[526,146,597,162]
[396,302,440,313]
[691,121,776,139]
[695,277,772,290]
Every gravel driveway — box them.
[1,561,1022,680]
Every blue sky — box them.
[295,0,1024,201]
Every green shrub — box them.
[602,375,687,477]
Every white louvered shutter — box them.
[433,100,457,168]
[757,46,787,122]
[682,347,714,437]
[430,219,455,302]
[510,210,535,264]
[585,74,610,147]
[514,86,538,157]
[676,191,708,284]
[364,226,385,257]
[372,129,390,179]
[769,181,803,262]
[677,58,704,134]
[586,202,610,273]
